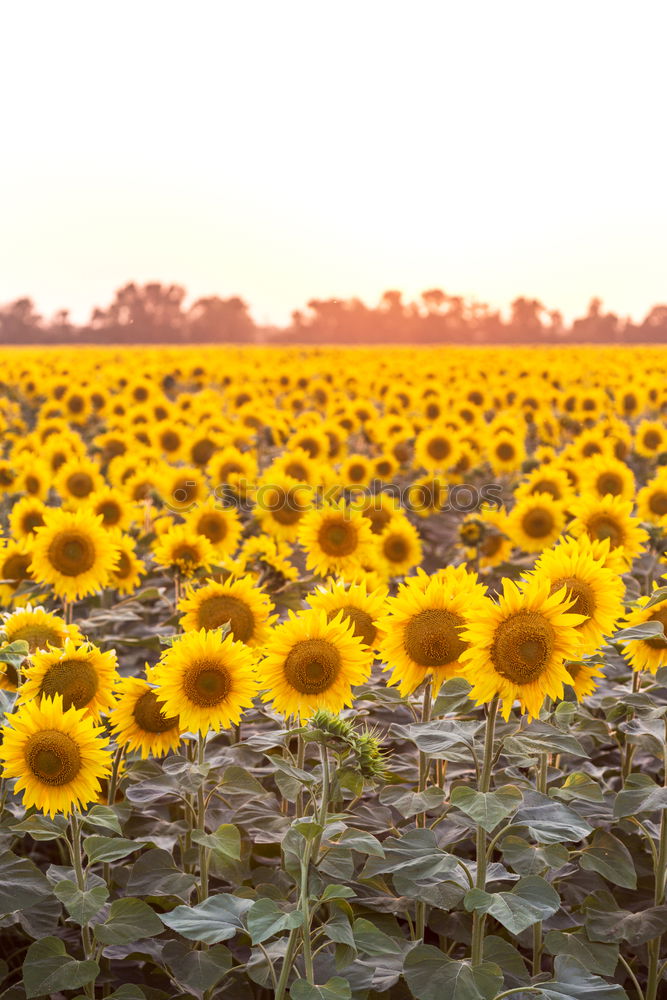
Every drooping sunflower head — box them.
[0,538,40,606]
[152,628,258,734]
[261,608,373,719]
[507,493,567,554]
[178,575,277,647]
[618,593,667,675]
[152,524,216,577]
[377,571,488,696]
[460,575,587,720]
[109,675,182,758]
[298,502,374,578]
[19,638,119,720]
[0,693,111,817]
[305,577,388,651]
[30,507,119,601]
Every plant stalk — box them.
[470,695,499,966]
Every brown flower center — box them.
[646,608,667,650]
[98,501,122,526]
[196,595,255,642]
[283,638,341,694]
[26,730,82,785]
[22,512,45,534]
[132,690,179,732]
[183,659,232,706]
[403,609,467,667]
[48,531,96,576]
[269,487,307,526]
[491,611,555,684]
[8,623,62,653]
[317,518,358,557]
[327,605,376,647]
[197,513,228,543]
[585,514,623,548]
[114,551,132,579]
[496,442,515,461]
[549,576,595,620]
[2,553,32,584]
[426,437,450,462]
[521,506,555,539]
[192,440,216,466]
[596,472,623,497]
[648,491,667,517]
[66,472,95,498]
[529,480,560,500]
[382,533,410,564]
[39,658,99,710]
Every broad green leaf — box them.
[0,640,29,667]
[94,897,163,945]
[645,587,667,609]
[504,721,587,757]
[10,814,68,842]
[353,917,412,958]
[613,620,665,642]
[191,823,241,860]
[104,988,147,1000]
[402,944,502,1000]
[535,956,629,1000]
[22,937,98,999]
[160,894,252,944]
[335,828,385,856]
[290,977,352,1000]
[483,935,529,980]
[82,805,123,835]
[379,784,445,818]
[320,884,357,902]
[431,677,473,716]
[54,879,108,925]
[585,894,667,946]
[464,876,560,934]
[545,930,619,977]
[245,897,304,944]
[580,831,636,889]
[83,836,145,864]
[221,764,265,795]
[614,774,667,817]
[0,851,50,917]
[162,939,232,995]
[126,848,198,899]
[553,772,603,802]
[450,784,522,832]
[500,835,569,875]
[514,792,593,843]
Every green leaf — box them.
[320,884,357,902]
[536,955,629,1000]
[221,764,265,795]
[544,930,619,977]
[191,823,241,860]
[500,835,569,875]
[585,894,667,946]
[83,836,145,864]
[613,620,665,642]
[105,988,147,1000]
[335,828,385,856]
[290,978,352,1000]
[553,772,603,802]
[82,805,123,835]
[645,587,667,609]
[614,774,667,818]
[450,784,523,832]
[580,830,637,889]
[515,793,593,843]
[0,850,50,917]
[10,814,68,842]
[431,677,473,715]
[94,897,163,945]
[126,848,198,899]
[402,944,502,1000]
[162,940,232,996]
[54,879,108,925]
[22,937,99,999]
[464,876,560,934]
[504,721,587,757]
[0,640,29,667]
[159,894,253,944]
[245,897,303,944]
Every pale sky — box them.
[1,1,666,327]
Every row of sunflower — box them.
[0,344,666,1000]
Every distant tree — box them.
[186,296,255,343]
[0,298,42,342]
[90,282,186,341]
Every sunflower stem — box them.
[296,732,305,817]
[299,844,315,984]
[197,732,209,904]
[415,678,433,942]
[470,695,499,967]
[645,722,667,1000]
[106,743,125,806]
[69,812,95,998]
[532,751,549,974]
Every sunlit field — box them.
[1,344,667,1000]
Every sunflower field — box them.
[1,345,667,1000]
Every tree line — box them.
[1,282,666,345]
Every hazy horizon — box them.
[2,1,666,327]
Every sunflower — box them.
[20,639,118,720]
[85,487,135,531]
[0,694,111,817]
[531,536,625,654]
[487,432,526,476]
[254,476,313,542]
[507,493,567,554]
[514,465,574,503]
[377,571,486,696]
[109,532,145,595]
[16,459,51,500]
[209,446,258,492]
[354,491,402,535]
[109,675,182,758]
[261,608,372,718]
[238,535,299,583]
[306,578,388,651]
[634,419,667,459]
[9,496,48,540]
[636,472,667,526]
[407,475,448,518]
[0,539,39,605]
[298,501,374,578]
[152,524,216,576]
[184,497,243,555]
[178,575,276,647]
[340,454,374,489]
[56,457,105,506]
[30,507,119,601]
[152,628,258,734]
[583,454,635,501]
[375,516,423,577]
[460,576,586,720]
[0,460,18,493]
[619,593,667,674]
[564,660,605,700]
[2,605,82,655]
[158,466,208,513]
[414,426,461,472]
[567,495,648,565]
[269,447,323,487]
